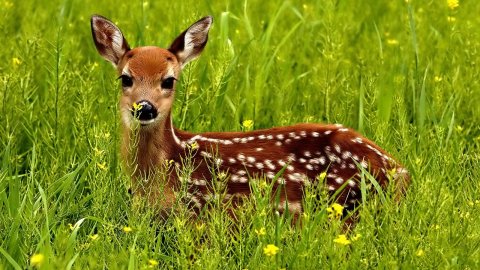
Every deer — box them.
[90,15,410,224]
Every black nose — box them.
[131,100,158,121]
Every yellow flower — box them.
[93,147,104,157]
[97,162,107,171]
[434,76,443,82]
[68,223,75,231]
[352,233,361,241]
[242,120,254,130]
[333,234,351,245]
[195,223,205,231]
[386,39,399,46]
[447,16,456,22]
[416,249,425,256]
[189,141,199,150]
[89,234,99,241]
[263,244,279,256]
[148,259,159,267]
[132,102,143,112]
[317,171,327,181]
[255,227,266,236]
[447,0,459,9]
[123,226,133,233]
[326,203,344,219]
[30,253,45,267]
[12,57,21,67]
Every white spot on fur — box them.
[265,160,276,170]
[258,134,266,139]
[200,151,212,158]
[335,177,344,184]
[312,131,320,137]
[247,156,256,163]
[276,134,285,140]
[278,160,286,167]
[305,164,314,170]
[256,163,264,169]
[238,170,247,175]
[334,144,341,153]
[229,158,236,164]
[289,132,296,138]
[275,141,282,146]
[237,153,245,161]
[256,147,264,152]
[324,130,332,135]
[351,137,363,144]
[304,151,311,157]
[267,135,274,140]
[299,158,306,163]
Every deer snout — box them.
[131,100,158,123]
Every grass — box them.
[1,0,480,268]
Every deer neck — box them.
[122,112,183,178]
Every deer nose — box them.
[131,100,158,121]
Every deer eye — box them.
[161,77,175,89]
[119,75,133,88]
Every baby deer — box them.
[91,15,409,221]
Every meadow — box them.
[1,0,480,268]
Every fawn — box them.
[91,15,409,222]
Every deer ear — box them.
[91,15,130,66]
[168,16,212,68]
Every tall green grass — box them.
[1,0,480,268]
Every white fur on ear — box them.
[91,15,130,66]
[169,16,213,67]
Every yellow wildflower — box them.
[447,0,459,9]
[434,76,443,82]
[89,234,99,241]
[333,234,351,245]
[447,16,456,22]
[12,57,21,67]
[195,223,205,231]
[386,39,399,46]
[352,233,361,241]
[93,147,104,157]
[148,259,159,267]
[255,227,266,236]
[97,162,107,171]
[189,141,199,150]
[132,102,143,112]
[30,253,45,267]
[326,203,344,219]
[263,244,279,256]
[416,249,425,256]
[455,125,463,132]
[317,171,327,181]
[68,223,75,231]
[123,226,133,233]
[242,120,254,130]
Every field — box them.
[1,0,480,268]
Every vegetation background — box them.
[1,0,479,268]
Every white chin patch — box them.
[139,119,155,126]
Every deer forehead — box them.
[118,46,180,79]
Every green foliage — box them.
[1,0,480,268]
